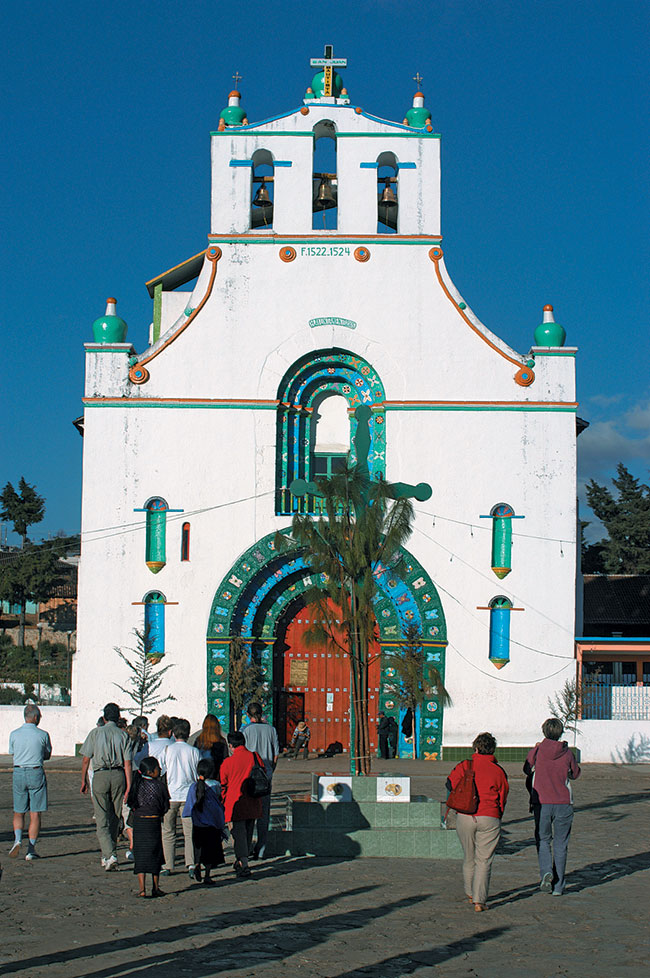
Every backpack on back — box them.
[446,758,479,815]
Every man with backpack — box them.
[242,702,279,859]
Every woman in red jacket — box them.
[219,731,263,878]
[447,732,509,912]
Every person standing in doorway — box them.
[80,703,134,870]
[8,705,52,861]
[160,719,199,877]
[242,702,279,860]
[524,718,581,896]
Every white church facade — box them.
[67,52,583,755]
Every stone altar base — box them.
[266,773,464,859]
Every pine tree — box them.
[1,478,45,548]
[114,630,176,717]
[585,464,650,573]
[385,624,451,758]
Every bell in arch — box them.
[379,178,397,208]
[253,182,273,208]
[313,177,336,211]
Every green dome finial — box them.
[403,87,432,128]
[92,298,128,343]
[534,305,567,347]
[218,87,248,129]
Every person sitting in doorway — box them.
[287,721,310,759]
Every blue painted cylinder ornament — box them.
[489,596,512,669]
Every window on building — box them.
[312,120,337,230]
[145,497,168,574]
[489,595,512,669]
[377,152,398,233]
[312,394,349,477]
[144,591,165,659]
[181,522,190,561]
[251,149,274,229]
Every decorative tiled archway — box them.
[275,349,386,515]
[206,531,448,758]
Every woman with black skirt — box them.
[182,758,225,884]
[127,756,170,898]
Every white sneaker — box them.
[103,854,119,871]
[9,842,21,858]
[125,850,135,862]
[25,851,40,861]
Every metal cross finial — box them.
[232,71,242,87]
[413,71,423,88]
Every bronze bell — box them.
[253,183,272,208]
[313,177,336,211]
[379,179,397,207]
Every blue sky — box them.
[1,0,648,544]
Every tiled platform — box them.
[266,773,463,859]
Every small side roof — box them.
[145,249,206,298]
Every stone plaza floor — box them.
[0,755,648,977]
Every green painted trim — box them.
[385,404,577,413]
[84,400,576,413]
[211,130,440,139]
[83,400,277,410]
[207,236,442,246]
[152,283,163,344]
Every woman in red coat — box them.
[219,731,263,878]
[447,732,509,911]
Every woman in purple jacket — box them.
[524,718,581,896]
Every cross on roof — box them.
[232,70,242,87]
[413,71,423,88]
[310,44,347,69]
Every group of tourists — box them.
[446,719,580,910]
[7,705,579,907]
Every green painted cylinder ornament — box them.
[491,504,514,579]
[534,304,566,348]
[92,298,128,343]
[145,499,167,573]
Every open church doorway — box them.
[273,598,381,754]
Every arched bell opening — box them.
[377,151,398,233]
[312,120,337,230]
[250,149,274,229]
[310,392,350,479]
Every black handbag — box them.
[245,754,271,798]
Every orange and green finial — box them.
[219,73,248,128]
[534,305,566,347]
[92,298,128,343]
[404,74,432,128]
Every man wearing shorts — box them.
[8,704,53,860]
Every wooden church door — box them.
[279,599,381,754]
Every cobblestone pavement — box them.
[0,758,648,977]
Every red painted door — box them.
[281,600,381,754]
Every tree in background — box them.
[228,633,266,728]
[1,478,45,548]
[0,542,64,646]
[114,629,176,717]
[386,624,451,758]
[585,464,650,573]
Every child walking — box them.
[127,756,170,898]
[183,758,225,885]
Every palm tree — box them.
[276,466,415,775]
[385,624,451,758]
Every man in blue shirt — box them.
[8,704,53,860]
